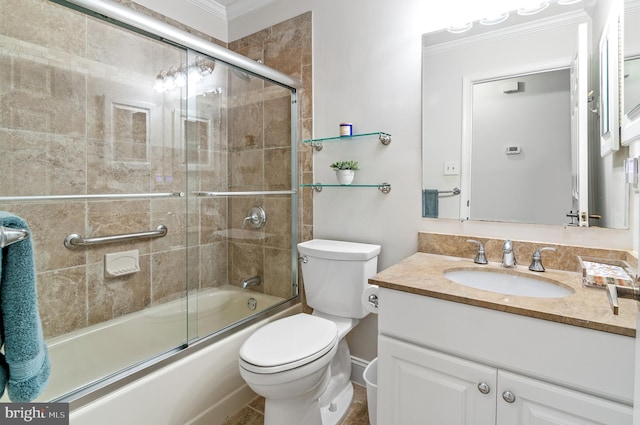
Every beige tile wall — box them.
[418,232,638,272]
[0,0,310,339]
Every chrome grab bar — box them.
[64,225,168,249]
[0,192,184,203]
[193,190,296,197]
[0,226,30,248]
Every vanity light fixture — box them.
[153,58,215,93]
[447,22,473,34]
[479,12,509,26]
[557,0,583,5]
[517,1,550,16]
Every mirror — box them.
[622,0,640,144]
[422,0,627,229]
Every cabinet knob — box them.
[502,391,516,403]
[477,382,491,394]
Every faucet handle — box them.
[467,239,487,265]
[529,247,556,272]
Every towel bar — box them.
[438,187,461,196]
[64,225,168,249]
[0,226,29,248]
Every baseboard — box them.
[350,356,370,387]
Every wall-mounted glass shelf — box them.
[302,132,391,151]
[301,182,391,194]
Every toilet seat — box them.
[240,314,338,374]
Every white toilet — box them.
[238,239,381,425]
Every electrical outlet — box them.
[443,161,460,176]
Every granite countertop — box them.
[370,252,637,337]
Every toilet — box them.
[238,239,381,425]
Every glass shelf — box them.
[302,132,391,151]
[301,182,391,194]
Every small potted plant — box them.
[330,160,359,185]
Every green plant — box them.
[329,161,360,171]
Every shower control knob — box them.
[477,382,490,394]
[502,391,516,403]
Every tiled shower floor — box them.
[221,383,370,425]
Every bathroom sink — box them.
[444,269,574,298]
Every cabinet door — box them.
[497,370,633,425]
[378,335,496,425]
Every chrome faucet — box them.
[241,275,261,289]
[501,240,516,268]
[528,247,557,272]
[466,239,487,264]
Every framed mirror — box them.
[599,5,622,156]
[622,0,640,144]
[422,0,627,229]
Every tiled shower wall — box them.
[0,0,312,339]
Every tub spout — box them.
[241,275,261,289]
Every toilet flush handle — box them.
[367,294,378,309]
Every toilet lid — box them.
[240,314,338,373]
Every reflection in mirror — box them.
[598,5,621,156]
[469,70,572,225]
[625,57,640,117]
[622,0,640,144]
[422,0,627,229]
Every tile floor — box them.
[221,383,370,425]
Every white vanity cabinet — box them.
[377,288,634,425]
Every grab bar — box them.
[194,190,296,197]
[0,226,29,248]
[438,187,461,196]
[0,192,184,203]
[64,225,168,249]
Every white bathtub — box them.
[70,302,302,425]
[23,285,287,404]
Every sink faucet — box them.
[501,240,516,268]
[466,239,487,264]
[528,247,557,272]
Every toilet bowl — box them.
[238,239,381,425]
[239,314,340,425]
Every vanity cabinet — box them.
[377,288,634,425]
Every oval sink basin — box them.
[444,269,574,298]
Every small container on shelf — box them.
[577,256,635,289]
[339,122,353,137]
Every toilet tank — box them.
[298,239,381,319]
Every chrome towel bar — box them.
[64,225,168,249]
[0,226,29,248]
[438,187,461,196]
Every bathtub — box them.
[16,285,290,406]
[69,302,302,425]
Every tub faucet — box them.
[501,240,516,268]
[241,275,261,289]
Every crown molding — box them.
[185,0,274,21]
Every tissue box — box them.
[577,256,634,289]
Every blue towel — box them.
[422,189,439,218]
[0,212,50,402]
